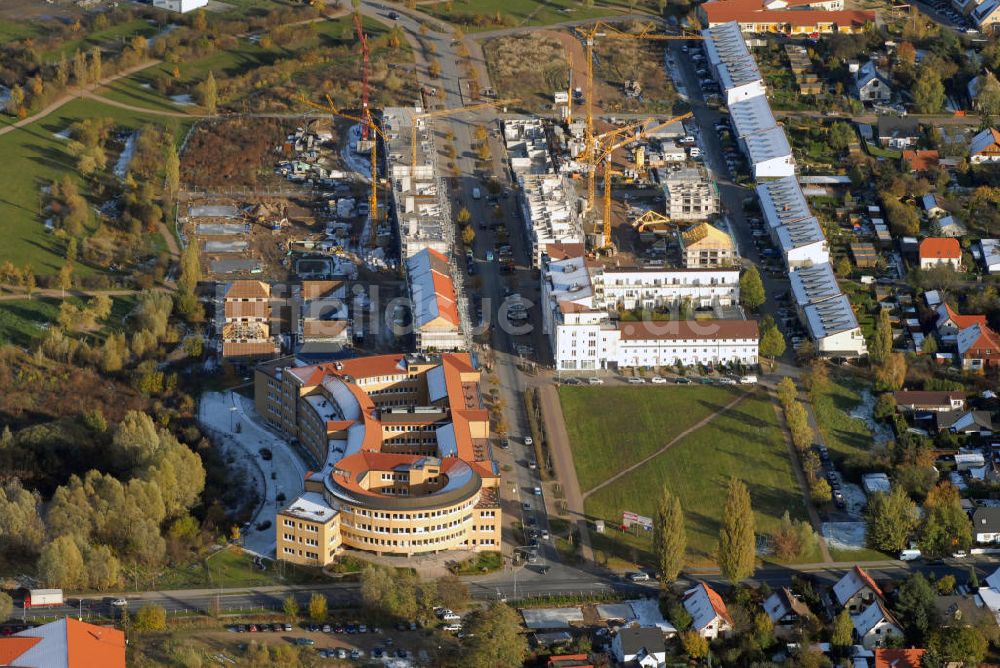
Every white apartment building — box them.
[591,266,740,311]
[517,174,584,268]
[153,0,207,12]
[503,119,554,174]
[775,216,829,268]
[743,126,796,178]
[541,245,757,370]
[702,22,767,105]
[803,293,869,356]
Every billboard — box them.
[622,511,653,531]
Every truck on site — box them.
[25,589,63,608]
[472,187,482,200]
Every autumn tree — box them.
[681,630,709,659]
[134,604,167,631]
[308,593,328,622]
[89,47,102,85]
[759,324,786,363]
[199,71,217,114]
[739,265,765,312]
[463,603,528,668]
[436,574,469,611]
[0,479,45,555]
[0,593,12,623]
[919,481,971,558]
[864,487,917,553]
[652,487,686,584]
[283,595,299,621]
[718,477,755,582]
[870,307,892,365]
[913,64,945,113]
[73,49,87,88]
[38,535,86,589]
[831,608,853,649]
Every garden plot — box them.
[204,240,249,253]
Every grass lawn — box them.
[157,546,327,589]
[0,18,40,42]
[811,374,873,470]
[45,19,160,61]
[0,294,135,348]
[421,0,647,31]
[0,97,194,276]
[559,385,743,491]
[582,392,816,567]
[830,547,890,563]
[448,551,503,575]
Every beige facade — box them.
[258,353,501,565]
[681,223,735,269]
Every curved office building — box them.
[254,353,501,565]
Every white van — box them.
[899,549,922,561]
[739,375,758,385]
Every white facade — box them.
[541,247,757,371]
[775,217,829,268]
[803,294,867,356]
[743,126,796,178]
[702,23,767,106]
[154,0,207,12]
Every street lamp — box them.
[230,406,238,432]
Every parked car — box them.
[628,572,650,582]
[627,377,647,384]
[651,376,667,384]
[588,377,605,385]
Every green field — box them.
[560,384,743,491]
[46,19,160,60]
[0,18,40,42]
[564,389,813,566]
[0,97,193,276]
[0,294,136,348]
[811,375,873,469]
[421,0,656,31]
[156,546,326,590]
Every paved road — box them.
[20,556,998,622]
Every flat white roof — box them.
[702,22,763,91]
[282,491,337,523]
[729,95,777,138]
[757,176,811,229]
[777,217,826,249]
[743,126,793,165]
[789,262,841,306]
[804,293,860,339]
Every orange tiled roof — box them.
[0,637,41,665]
[874,648,925,668]
[940,304,987,330]
[702,583,734,626]
[853,565,884,599]
[919,237,961,259]
[703,0,875,27]
[901,150,939,173]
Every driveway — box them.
[199,391,308,557]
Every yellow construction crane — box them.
[298,94,387,247]
[410,99,519,173]
[595,113,693,250]
[573,21,703,206]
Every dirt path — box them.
[581,390,753,499]
[770,395,833,564]
[537,383,594,563]
[83,91,208,119]
[0,60,163,138]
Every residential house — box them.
[762,587,813,636]
[683,583,734,639]
[920,194,947,219]
[852,600,903,649]
[971,0,1000,30]
[902,149,939,174]
[0,618,125,668]
[970,127,1000,163]
[700,0,875,34]
[980,239,1000,274]
[957,322,1000,371]
[855,61,893,103]
[936,409,994,434]
[918,237,962,270]
[893,390,965,413]
[680,223,734,269]
[832,566,884,614]
[610,627,667,667]
[877,117,920,150]
[936,303,987,345]
[873,648,925,668]
[936,215,967,238]
[973,507,1000,543]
